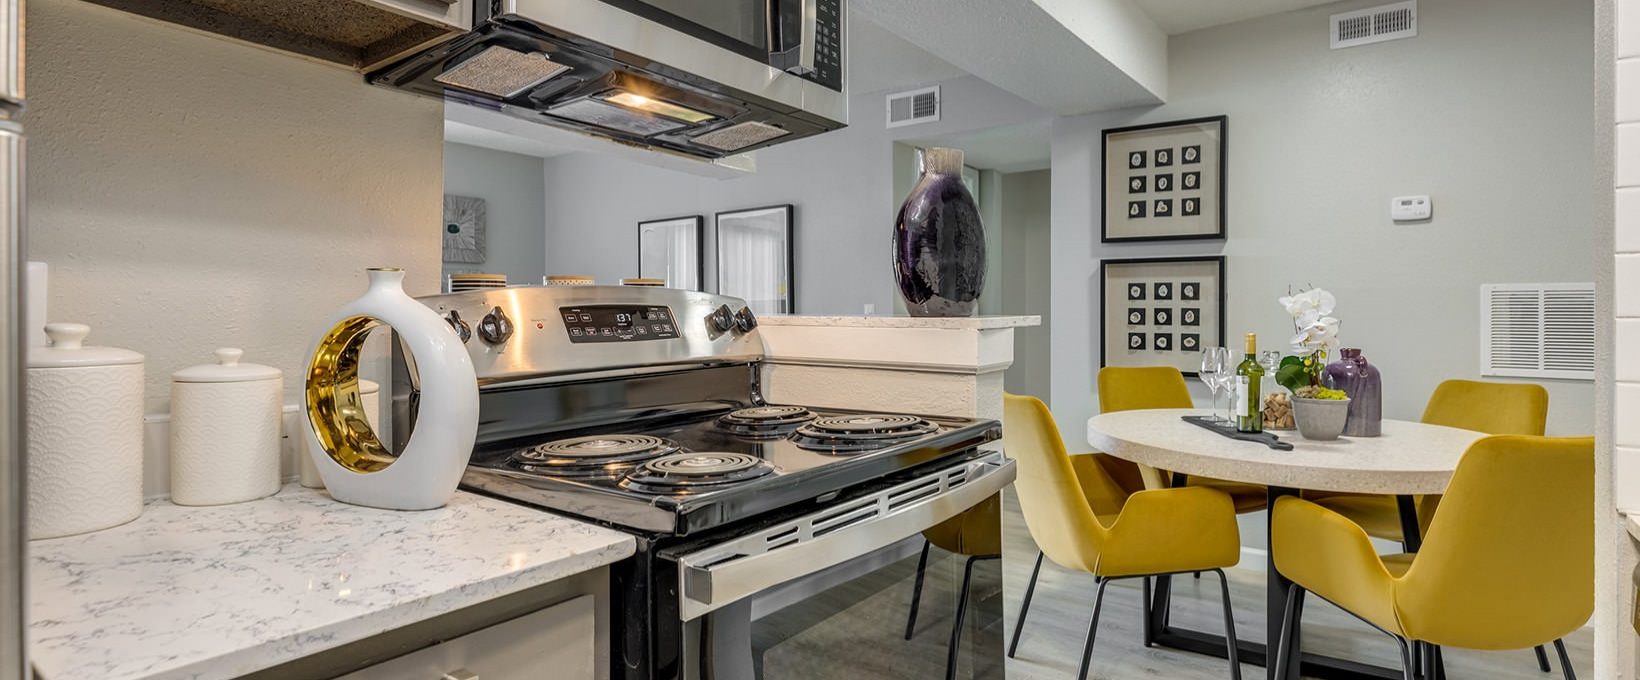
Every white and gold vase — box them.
[305,268,477,510]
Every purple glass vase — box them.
[893,148,986,317]
[1325,348,1382,437]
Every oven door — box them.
[665,453,1015,680]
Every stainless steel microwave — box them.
[370,0,847,160]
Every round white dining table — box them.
[1085,408,1488,680]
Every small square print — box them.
[1153,308,1173,326]
[1127,308,1146,325]
[1153,199,1173,217]
[1128,175,1147,194]
[1154,148,1174,167]
[1127,333,1147,351]
[1181,282,1201,301]
[1181,197,1201,216]
[1181,333,1200,352]
[1181,171,1201,191]
[1128,200,1147,219]
[1154,173,1173,192]
[1154,282,1173,300]
[1128,150,1147,169]
[1153,333,1173,351]
[1181,307,1200,326]
[1182,145,1201,164]
[1127,283,1147,301]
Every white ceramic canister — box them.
[170,348,283,505]
[298,378,378,489]
[27,323,144,539]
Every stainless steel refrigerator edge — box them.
[0,0,23,676]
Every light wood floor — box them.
[993,491,1594,680]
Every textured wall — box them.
[442,142,548,286]
[25,0,444,419]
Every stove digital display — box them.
[561,305,678,343]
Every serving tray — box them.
[1181,415,1295,451]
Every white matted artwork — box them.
[716,205,795,315]
[1101,116,1226,243]
[1100,256,1225,377]
[442,195,487,264]
[638,215,704,290]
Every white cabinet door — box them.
[341,595,594,680]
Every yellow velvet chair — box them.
[1003,393,1245,680]
[902,493,1003,680]
[1270,435,1592,680]
[1097,366,1268,513]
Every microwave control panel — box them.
[560,305,678,343]
[808,0,844,91]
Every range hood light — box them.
[604,92,715,124]
[434,46,571,98]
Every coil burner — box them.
[793,414,941,454]
[619,452,776,494]
[716,405,817,437]
[510,434,681,477]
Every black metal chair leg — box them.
[1536,645,1552,673]
[1396,637,1416,680]
[1555,639,1576,680]
[1271,583,1304,680]
[1007,551,1044,658]
[904,540,931,640]
[1211,569,1242,680]
[944,556,990,680]
[1075,578,1112,680]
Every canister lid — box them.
[28,323,144,368]
[172,348,281,383]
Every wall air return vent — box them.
[1331,1,1418,50]
[1480,283,1595,381]
[886,86,940,129]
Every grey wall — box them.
[1001,170,1052,400]
[1050,0,1599,456]
[541,76,1049,313]
[443,143,547,286]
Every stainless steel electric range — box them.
[390,286,1015,680]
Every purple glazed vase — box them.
[1325,348,1382,437]
[894,148,986,317]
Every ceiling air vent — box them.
[1480,283,1595,381]
[1331,1,1417,50]
[887,86,940,129]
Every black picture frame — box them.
[1100,115,1228,243]
[636,215,705,290]
[715,204,796,315]
[1098,255,1227,378]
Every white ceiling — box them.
[907,120,1053,173]
[1132,0,1342,35]
[847,15,969,95]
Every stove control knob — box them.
[445,310,472,344]
[478,306,514,345]
[733,307,757,333]
[708,304,735,334]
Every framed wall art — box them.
[638,215,704,290]
[1100,116,1227,243]
[716,205,795,315]
[1099,256,1225,377]
[442,195,487,264]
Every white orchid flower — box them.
[1278,288,1337,322]
[1289,316,1340,353]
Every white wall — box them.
[443,142,547,285]
[26,0,443,488]
[1000,170,1052,400]
[540,76,1049,313]
[1051,0,1599,454]
[1604,0,1634,674]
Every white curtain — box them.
[639,219,699,289]
[717,208,790,315]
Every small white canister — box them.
[298,378,378,489]
[170,348,282,506]
[27,323,144,539]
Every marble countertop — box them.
[758,314,1041,330]
[28,484,635,680]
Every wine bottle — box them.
[1235,333,1265,433]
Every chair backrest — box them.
[1398,435,1593,648]
[1421,380,1548,435]
[1098,366,1194,413]
[1002,393,1108,572]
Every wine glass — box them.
[1200,348,1229,422]
[1213,351,1236,424]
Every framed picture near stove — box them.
[716,204,795,315]
[638,215,704,290]
[1101,115,1226,243]
[1100,255,1225,377]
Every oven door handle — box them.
[672,455,1016,621]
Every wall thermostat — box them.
[1391,195,1432,221]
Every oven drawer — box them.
[339,595,595,680]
